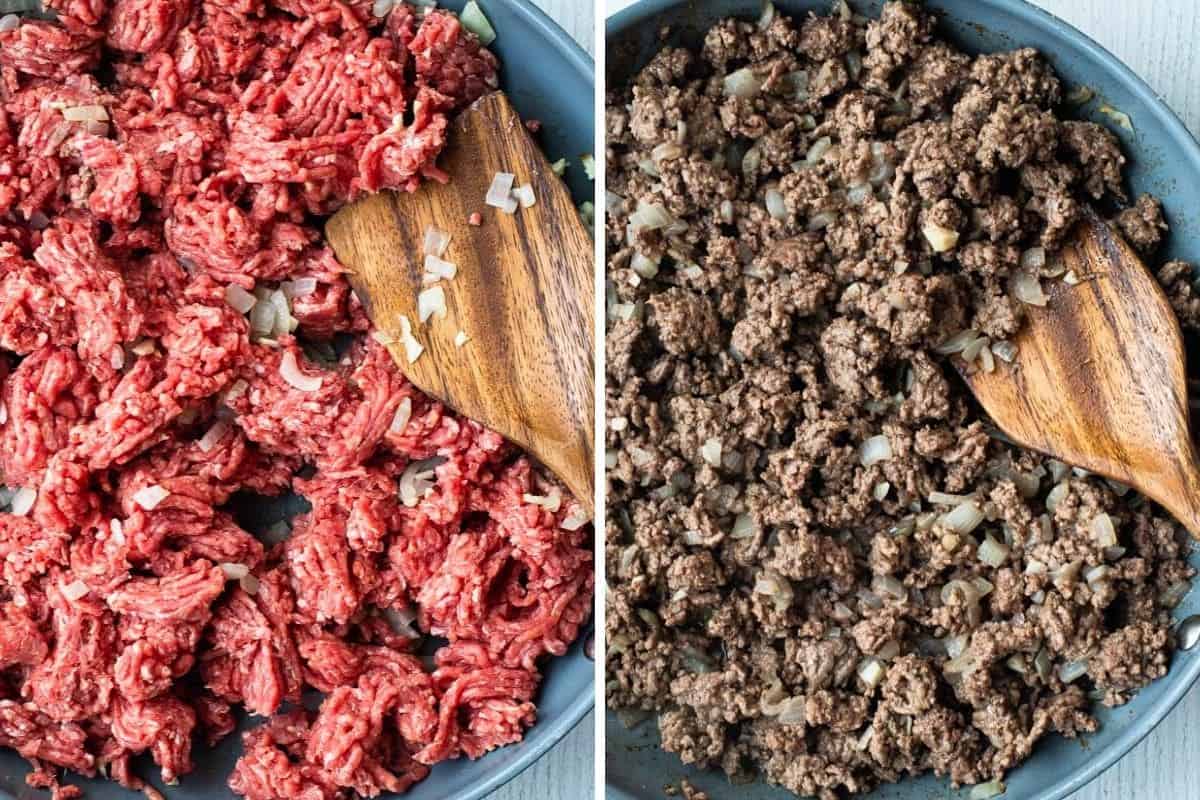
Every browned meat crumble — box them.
[604,2,1197,797]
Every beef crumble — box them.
[604,2,1196,797]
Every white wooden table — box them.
[591,1,1200,799]
[489,4,595,800]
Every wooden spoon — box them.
[325,92,595,515]
[960,208,1200,538]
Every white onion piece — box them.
[935,329,981,355]
[372,0,395,17]
[1058,659,1088,683]
[454,330,470,348]
[248,300,276,337]
[1010,270,1048,306]
[282,277,318,298]
[198,418,231,453]
[132,484,169,511]
[523,490,562,512]
[631,252,659,279]
[581,154,596,181]
[224,284,257,313]
[872,575,906,600]
[514,184,536,208]
[942,501,984,534]
[398,457,443,507]
[858,657,885,688]
[1090,512,1118,547]
[723,67,762,99]
[765,188,786,220]
[485,172,516,208]
[805,137,832,166]
[630,201,672,232]
[700,438,722,467]
[397,315,424,364]
[219,562,249,580]
[858,434,892,466]
[922,223,959,253]
[606,191,624,215]
[9,487,36,516]
[62,104,109,122]
[978,535,1009,567]
[0,400,5,425]
[1046,480,1069,512]
[560,507,590,531]
[423,253,457,282]
[928,491,976,505]
[0,14,19,32]
[371,329,395,346]
[390,397,412,434]
[461,1,496,45]
[1020,247,1047,270]
[422,225,450,257]
[730,513,758,539]
[269,290,296,337]
[417,286,447,323]
[280,351,322,392]
[969,780,1007,800]
[992,340,1018,363]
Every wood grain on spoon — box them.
[325,92,595,515]
[961,209,1200,538]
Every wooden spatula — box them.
[325,93,594,515]
[960,209,1200,538]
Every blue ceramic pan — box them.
[605,1,1200,798]
[0,2,594,799]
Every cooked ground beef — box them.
[604,2,1195,796]
[0,3,591,799]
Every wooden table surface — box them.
[505,1,1200,799]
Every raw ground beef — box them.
[605,2,1195,797]
[0,2,591,799]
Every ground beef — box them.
[0,3,588,799]
[605,2,1194,797]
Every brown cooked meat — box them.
[604,2,1196,797]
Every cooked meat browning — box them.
[604,2,1196,796]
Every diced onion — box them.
[9,487,35,516]
[417,285,447,323]
[249,300,276,337]
[460,1,496,45]
[523,490,562,512]
[873,481,890,501]
[59,578,90,602]
[858,657,885,688]
[581,154,596,181]
[485,172,516,208]
[423,253,458,282]
[132,484,169,511]
[1090,512,1118,547]
[1020,247,1047,271]
[872,575,906,600]
[423,225,451,257]
[1084,565,1111,586]
[1046,480,1069,512]
[723,67,762,99]
[0,400,6,425]
[961,336,988,363]
[220,562,249,580]
[62,104,109,122]
[1098,103,1133,132]
[942,501,984,534]
[390,397,412,434]
[280,350,322,392]
[224,284,257,314]
[397,314,424,364]
[398,457,443,507]
[700,438,722,467]
[198,418,231,453]
[992,340,1018,363]
[969,780,1007,800]
[765,188,786,220]
[0,14,19,32]
[978,535,1009,567]
[282,277,318,298]
[1058,659,1088,683]
[560,507,590,531]
[935,329,981,355]
[630,201,673,232]
[731,512,758,539]
[1010,270,1048,307]
[922,223,959,253]
[631,252,660,279]
[514,184,536,208]
[859,434,892,466]
[928,491,975,505]
[454,330,470,348]
[372,0,394,17]
[805,137,833,166]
